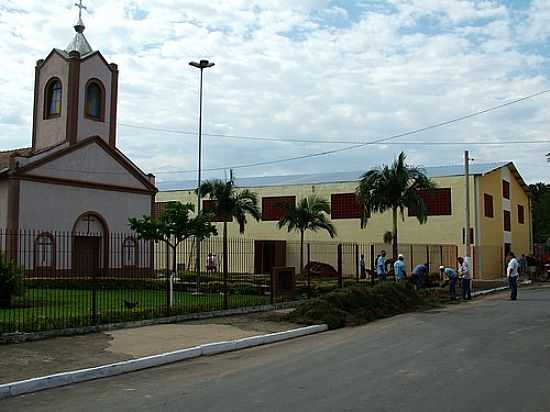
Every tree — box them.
[356,152,435,260]
[277,196,337,274]
[529,182,550,244]
[198,178,261,308]
[129,202,217,280]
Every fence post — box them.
[307,243,311,297]
[410,244,414,273]
[91,233,99,325]
[370,244,375,286]
[355,244,359,283]
[426,245,430,271]
[270,268,274,305]
[337,244,343,288]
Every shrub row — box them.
[24,278,266,295]
[289,282,430,329]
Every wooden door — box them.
[73,236,101,276]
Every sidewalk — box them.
[0,311,298,384]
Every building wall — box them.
[478,169,504,278]
[0,180,8,229]
[18,180,150,233]
[510,170,531,257]
[35,53,69,151]
[30,143,146,190]
[78,54,112,144]
[157,166,531,279]
[157,175,475,246]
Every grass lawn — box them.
[0,288,270,334]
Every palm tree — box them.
[277,196,337,274]
[356,152,435,260]
[198,178,260,308]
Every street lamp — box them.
[189,59,215,283]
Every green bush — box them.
[289,282,429,329]
[26,278,169,291]
[0,252,24,307]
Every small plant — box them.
[0,252,24,308]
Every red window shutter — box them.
[484,194,494,218]
[518,205,525,224]
[408,188,452,216]
[502,180,510,200]
[504,210,511,232]
[262,196,295,221]
[331,193,361,219]
[203,200,231,222]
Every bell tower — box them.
[31,0,119,153]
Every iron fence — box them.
[0,229,458,334]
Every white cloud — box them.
[0,0,548,184]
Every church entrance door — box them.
[73,236,101,276]
[72,212,108,277]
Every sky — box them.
[0,0,549,184]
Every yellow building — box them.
[156,162,532,279]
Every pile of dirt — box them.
[289,282,433,329]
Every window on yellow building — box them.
[484,193,494,218]
[518,204,525,224]
[504,210,511,232]
[502,180,510,200]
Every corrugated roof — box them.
[157,162,509,192]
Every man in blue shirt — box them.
[394,254,406,282]
[376,250,386,281]
[412,263,428,289]
[440,265,458,299]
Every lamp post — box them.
[189,59,215,286]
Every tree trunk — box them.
[392,207,398,261]
[300,230,304,275]
[223,221,228,309]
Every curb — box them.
[472,280,532,297]
[0,324,328,400]
[0,301,304,344]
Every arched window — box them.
[45,78,62,119]
[34,233,56,270]
[122,237,138,268]
[85,80,105,121]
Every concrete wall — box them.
[18,180,150,233]
[78,54,112,143]
[30,143,147,190]
[35,53,69,151]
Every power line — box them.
[117,88,550,145]
[37,88,550,176]
[36,140,548,176]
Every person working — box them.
[376,250,387,281]
[458,256,472,300]
[412,263,428,290]
[440,265,458,299]
[394,254,406,282]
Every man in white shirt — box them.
[507,252,520,301]
[458,256,472,300]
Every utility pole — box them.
[464,150,471,257]
[464,150,472,292]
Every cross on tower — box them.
[74,0,88,22]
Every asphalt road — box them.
[4,287,550,412]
